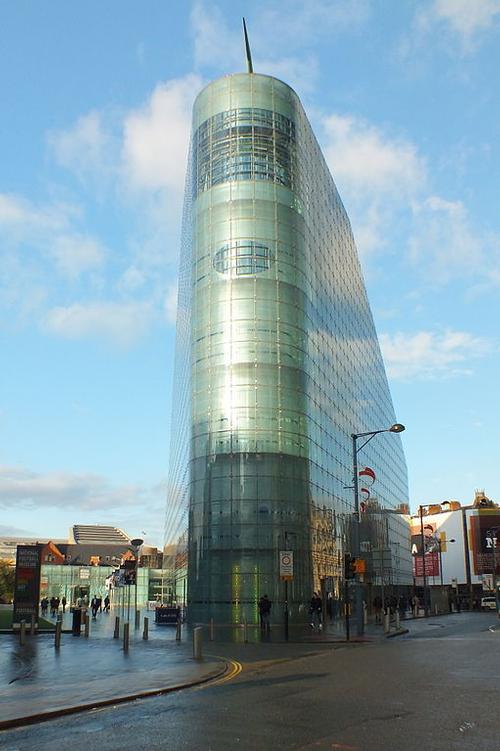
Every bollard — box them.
[395,611,401,630]
[434,603,439,615]
[113,615,120,639]
[55,620,62,649]
[135,609,141,630]
[210,617,214,642]
[243,620,248,643]
[363,603,368,627]
[123,622,129,652]
[193,626,203,659]
[143,616,149,640]
[84,613,90,638]
[383,612,390,634]
[20,620,26,645]
[30,614,36,635]
[176,617,182,641]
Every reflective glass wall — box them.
[165,73,410,625]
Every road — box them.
[2,612,498,751]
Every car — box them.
[480,596,497,611]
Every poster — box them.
[13,544,42,625]
[469,513,500,576]
[411,518,440,577]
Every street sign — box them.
[280,550,294,580]
[13,544,42,626]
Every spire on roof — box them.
[242,17,253,74]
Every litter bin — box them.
[72,607,82,636]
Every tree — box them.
[0,560,15,603]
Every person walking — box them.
[104,595,110,613]
[91,596,99,620]
[258,594,272,631]
[310,592,322,630]
[61,596,67,613]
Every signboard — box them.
[413,552,439,577]
[13,544,42,626]
[121,558,137,585]
[79,568,90,580]
[469,513,500,576]
[279,550,294,581]
[155,606,180,625]
[482,574,494,591]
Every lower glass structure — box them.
[165,73,411,625]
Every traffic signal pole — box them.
[352,434,364,637]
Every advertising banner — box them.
[469,513,500,576]
[413,551,439,577]
[410,518,440,578]
[13,544,42,625]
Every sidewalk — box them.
[0,610,227,729]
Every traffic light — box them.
[344,553,356,579]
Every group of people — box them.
[372,594,414,623]
[90,595,111,618]
[40,596,67,616]
[258,592,324,632]
[40,593,110,618]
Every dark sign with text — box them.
[13,545,42,625]
[412,551,439,577]
[470,513,500,575]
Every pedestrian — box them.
[97,596,102,613]
[258,594,272,631]
[41,597,48,615]
[61,596,67,613]
[55,596,60,613]
[309,592,322,630]
[91,596,99,619]
[373,595,382,624]
[50,596,56,617]
[104,595,110,612]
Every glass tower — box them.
[165,72,411,624]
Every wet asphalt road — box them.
[1,612,498,751]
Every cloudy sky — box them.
[1,1,499,546]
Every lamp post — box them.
[130,538,144,622]
[437,537,455,587]
[352,423,405,636]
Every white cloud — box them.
[49,234,107,279]
[380,329,493,380]
[258,0,371,49]
[118,265,146,292]
[0,193,73,233]
[42,301,154,346]
[164,282,178,324]
[320,113,425,257]
[323,114,425,199]
[0,465,154,511]
[408,195,486,282]
[122,74,201,195]
[47,111,114,181]
[191,3,241,71]
[415,0,500,52]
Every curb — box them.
[0,659,229,732]
[386,628,409,638]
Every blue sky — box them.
[1,1,499,547]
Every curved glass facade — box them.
[165,73,410,624]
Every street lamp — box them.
[352,423,405,636]
[131,538,144,626]
[437,538,455,587]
